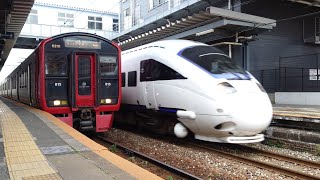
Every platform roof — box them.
[113,5,276,50]
[288,0,320,7]
[0,0,34,72]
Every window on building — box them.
[136,4,141,23]
[150,0,167,9]
[26,9,38,24]
[140,59,186,81]
[88,16,102,30]
[121,73,126,87]
[58,13,74,27]
[113,19,119,32]
[128,71,137,87]
[123,8,130,17]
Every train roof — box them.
[122,40,208,55]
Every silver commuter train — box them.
[119,40,272,144]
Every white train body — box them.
[121,40,272,144]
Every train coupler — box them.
[79,109,94,131]
[79,120,94,131]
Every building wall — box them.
[237,0,320,92]
[21,3,119,39]
[120,0,170,31]
[120,0,198,31]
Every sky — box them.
[0,0,120,82]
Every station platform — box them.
[0,97,160,180]
[265,104,320,153]
[273,104,320,122]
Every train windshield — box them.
[99,55,118,76]
[180,46,250,80]
[45,52,68,76]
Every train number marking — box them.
[55,83,62,87]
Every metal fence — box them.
[259,53,320,93]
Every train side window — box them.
[24,70,26,88]
[19,74,21,88]
[24,70,27,88]
[21,73,23,88]
[128,71,137,87]
[12,76,16,89]
[19,73,22,88]
[20,72,24,88]
[140,59,186,81]
[121,72,126,87]
[21,72,23,88]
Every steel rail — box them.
[236,144,320,170]
[97,136,202,180]
[191,143,320,180]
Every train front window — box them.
[99,55,118,76]
[180,46,250,80]
[198,53,245,74]
[45,53,68,76]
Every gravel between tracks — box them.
[103,128,320,179]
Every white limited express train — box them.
[118,40,272,144]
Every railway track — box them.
[271,120,320,132]
[100,127,320,179]
[97,136,202,180]
[190,142,320,180]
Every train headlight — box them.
[217,82,237,94]
[51,100,68,106]
[53,100,61,106]
[100,98,112,104]
[256,83,266,93]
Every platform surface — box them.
[0,97,160,180]
[273,104,320,122]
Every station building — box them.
[3,0,320,105]
[18,1,119,47]
[114,0,320,105]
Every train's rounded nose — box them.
[234,103,272,135]
[226,93,273,136]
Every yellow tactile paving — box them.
[273,106,320,118]
[23,173,61,180]
[0,100,61,180]
[273,110,320,118]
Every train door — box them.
[74,53,96,107]
[140,60,157,109]
[145,82,157,109]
